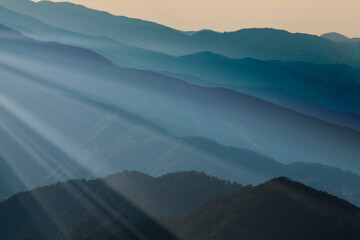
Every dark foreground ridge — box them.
[1,173,360,240]
[107,177,360,240]
[0,171,241,240]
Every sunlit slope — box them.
[1,25,360,207]
[1,25,359,171]
[1,0,359,66]
[2,74,360,206]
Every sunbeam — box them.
[0,5,359,239]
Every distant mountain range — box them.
[0,1,360,239]
[1,25,360,209]
[321,32,360,45]
[2,25,360,170]
[1,172,359,240]
[1,0,359,66]
[1,4,359,132]
[159,52,360,116]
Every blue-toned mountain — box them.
[1,26,360,208]
[1,6,359,130]
[1,0,359,66]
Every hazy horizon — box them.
[31,0,360,38]
[1,0,360,239]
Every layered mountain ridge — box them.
[1,0,359,66]
[2,172,359,240]
[0,2,359,239]
[1,25,360,208]
[1,5,359,130]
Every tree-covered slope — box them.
[80,177,360,240]
[0,171,241,240]
[168,177,360,240]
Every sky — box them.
[32,0,360,37]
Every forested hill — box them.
[0,171,241,240]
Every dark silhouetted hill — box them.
[82,178,360,240]
[168,177,360,240]
[0,171,241,240]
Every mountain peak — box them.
[172,177,360,240]
[0,171,242,240]
[321,32,351,41]
[321,32,360,43]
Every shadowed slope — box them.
[167,178,360,240]
[88,178,360,240]
[0,171,241,240]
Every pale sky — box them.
[33,0,360,37]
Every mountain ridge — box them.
[165,177,360,240]
[1,6,359,129]
[1,0,359,66]
[0,171,242,240]
[1,25,360,209]
[73,176,360,240]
